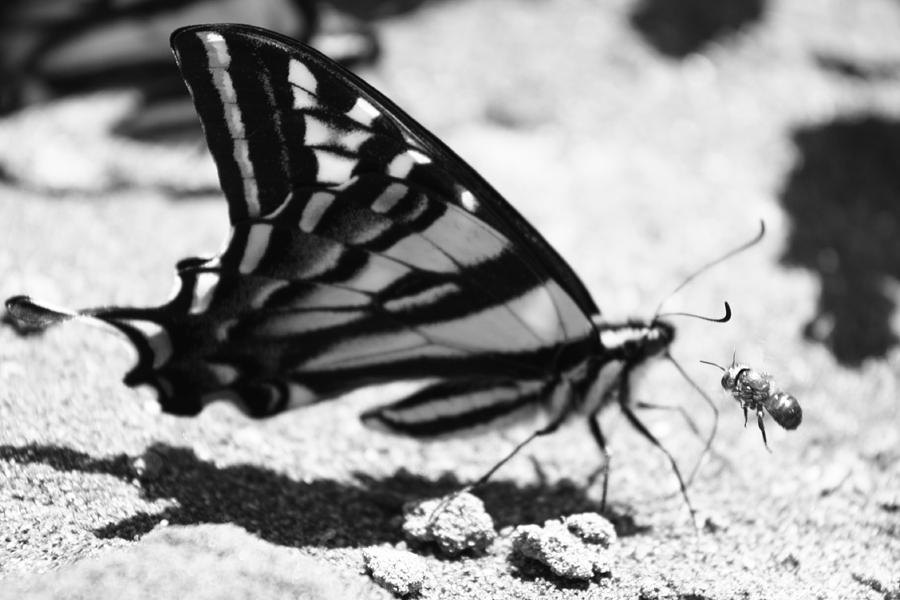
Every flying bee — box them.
[700,356,802,450]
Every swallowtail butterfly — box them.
[701,357,802,449]
[7,24,752,511]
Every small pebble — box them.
[403,492,495,556]
[513,522,596,580]
[512,514,615,581]
[363,546,428,597]
[564,513,617,546]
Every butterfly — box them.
[701,356,802,450]
[7,23,753,513]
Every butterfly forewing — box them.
[80,24,605,422]
[171,25,598,315]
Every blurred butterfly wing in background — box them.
[69,24,604,430]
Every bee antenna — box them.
[658,301,731,323]
[699,359,726,372]
[654,220,765,318]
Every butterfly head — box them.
[644,318,676,359]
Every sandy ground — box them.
[1,0,899,598]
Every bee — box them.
[700,356,802,450]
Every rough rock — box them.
[402,492,495,556]
[511,514,616,581]
[363,546,429,597]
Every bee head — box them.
[721,363,747,392]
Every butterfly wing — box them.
[64,24,603,423]
[171,23,599,317]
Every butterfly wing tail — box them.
[5,295,79,332]
[5,279,201,416]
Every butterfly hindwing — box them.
[361,378,552,436]
[78,24,605,425]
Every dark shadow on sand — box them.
[0,441,633,549]
[630,0,765,59]
[779,114,900,366]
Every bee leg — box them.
[742,405,749,427]
[756,409,771,452]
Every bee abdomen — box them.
[764,391,802,430]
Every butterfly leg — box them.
[586,414,611,510]
[634,400,704,440]
[584,368,633,510]
[635,395,734,487]
[467,407,571,491]
[632,399,713,487]
[526,455,550,487]
[427,403,572,524]
[616,364,697,523]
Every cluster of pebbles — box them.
[362,492,618,597]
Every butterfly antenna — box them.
[665,353,720,487]
[654,220,765,318]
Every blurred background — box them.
[0,1,898,598]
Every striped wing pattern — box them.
[91,25,603,432]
